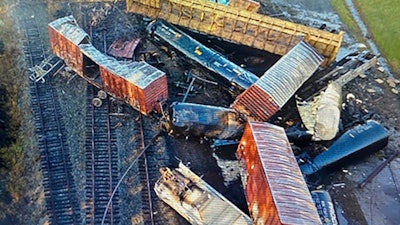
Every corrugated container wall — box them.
[79,44,168,114]
[232,41,323,121]
[237,122,322,225]
[48,16,89,76]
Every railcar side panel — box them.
[48,16,89,76]
[237,122,322,225]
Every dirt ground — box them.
[9,0,400,225]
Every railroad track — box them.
[85,85,120,225]
[136,115,167,225]
[17,3,81,225]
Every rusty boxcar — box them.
[48,16,168,115]
[236,121,322,225]
[48,15,90,75]
[154,162,253,225]
[232,41,324,121]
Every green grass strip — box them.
[354,0,400,72]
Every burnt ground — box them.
[9,0,400,225]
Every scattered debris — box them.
[28,55,64,83]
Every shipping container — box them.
[237,121,322,225]
[232,41,323,121]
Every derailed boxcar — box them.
[79,44,168,114]
[237,122,322,224]
[48,16,168,115]
[154,162,253,225]
[48,15,90,75]
[163,102,245,140]
[232,41,323,121]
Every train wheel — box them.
[98,90,107,99]
[92,97,102,107]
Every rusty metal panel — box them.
[143,75,168,113]
[232,85,280,121]
[48,25,84,75]
[107,38,141,59]
[48,16,89,46]
[126,0,344,66]
[79,44,167,114]
[231,41,323,121]
[237,122,322,225]
[126,0,161,18]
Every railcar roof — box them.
[79,44,165,88]
[48,16,89,45]
[246,121,322,224]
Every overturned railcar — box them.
[147,20,259,94]
[237,122,322,225]
[163,102,245,140]
[300,120,389,175]
[48,16,168,115]
[232,41,323,121]
[154,162,253,225]
[127,0,344,67]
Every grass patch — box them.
[330,0,400,73]
[353,0,400,72]
[330,0,364,42]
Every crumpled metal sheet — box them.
[107,38,141,59]
[314,82,342,141]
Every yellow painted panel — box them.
[126,0,344,66]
